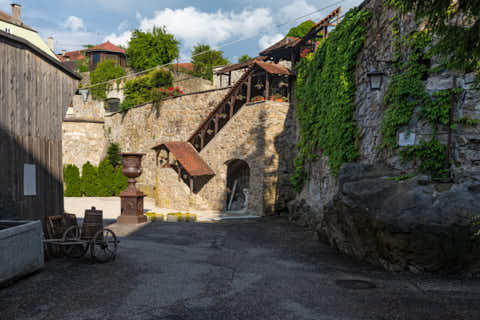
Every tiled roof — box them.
[214,56,267,74]
[152,142,215,177]
[259,37,301,56]
[86,41,126,54]
[255,61,291,75]
[176,63,194,72]
[63,50,86,61]
[0,10,36,32]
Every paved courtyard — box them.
[1,217,480,320]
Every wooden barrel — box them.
[82,207,103,240]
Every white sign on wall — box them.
[24,164,37,196]
[398,131,416,147]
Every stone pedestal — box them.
[117,153,148,224]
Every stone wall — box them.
[288,0,480,273]
[154,101,297,215]
[104,88,230,193]
[62,120,107,170]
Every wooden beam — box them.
[247,73,252,103]
[265,72,270,100]
[177,164,181,182]
[200,132,205,150]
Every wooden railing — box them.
[188,65,255,152]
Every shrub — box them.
[64,164,82,197]
[81,161,100,196]
[97,159,116,196]
[113,166,128,196]
[107,143,121,168]
[90,60,126,100]
[120,69,174,110]
[287,20,316,38]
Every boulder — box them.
[290,163,480,274]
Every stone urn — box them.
[117,153,148,224]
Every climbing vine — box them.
[290,8,372,191]
[381,6,466,178]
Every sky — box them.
[0,0,364,63]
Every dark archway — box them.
[225,159,250,211]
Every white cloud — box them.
[62,16,86,32]
[117,20,130,32]
[105,6,274,59]
[258,33,284,51]
[104,30,132,47]
[278,0,317,22]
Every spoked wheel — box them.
[62,225,88,259]
[90,228,118,263]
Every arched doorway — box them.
[225,159,250,212]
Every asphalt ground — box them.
[1,217,480,320]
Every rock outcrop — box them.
[289,164,480,274]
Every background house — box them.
[86,41,127,71]
[0,30,80,224]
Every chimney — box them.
[48,37,54,52]
[62,49,66,56]
[11,3,21,25]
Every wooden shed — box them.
[0,30,81,223]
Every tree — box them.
[81,162,100,196]
[191,44,229,81]
[107,143,122,168]
[97,159,115,196]
[238,54,252,63]
[64,164,82,197]
[287,20,316,38]
[127,27,179,71]
[113,166,128,196]
[90,60,126,100]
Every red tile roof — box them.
[86,41,126,54]
[63,49,86,61]
[214,56,267,74]
[176,63,194,72]
[255,61,291,75]
[153,142,214,176]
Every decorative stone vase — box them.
[117,153,148,224]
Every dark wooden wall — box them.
[0,35,79,222]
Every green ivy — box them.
[381,29,433,148]
[290,8,372,192]
[90,60,126,100]
[400,137,448,178]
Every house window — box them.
[91,53,100,66]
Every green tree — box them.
[113,166,128,196]
[127,27,179,71]
[97,159,115,196]
[107,143,122,168]
[191,44,229,81]
[238,54,252,63]
[64,164,82,197]
[90,60,126,100]
[81,161,100,196]
[287,20,316,38]
[76,57,89,73]
[120,69,174,110]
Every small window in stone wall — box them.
[24,164,37,196]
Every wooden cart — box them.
[43,208,118,263]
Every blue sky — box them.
[1,0,363,63]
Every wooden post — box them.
[177,163,181,182]
[265,73,270,100]
[189,176,194,193]
[200,132,205,150]
[228,72,232,86]
[214,114,219,134]
[247,74,252,103]
[230,94,236,118]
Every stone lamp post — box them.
[117,153,148,224]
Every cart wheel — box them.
[90,228,117,263]
[63,225,88,259]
